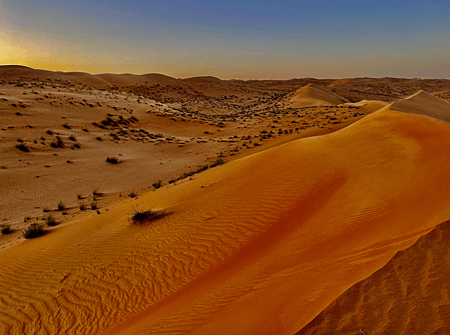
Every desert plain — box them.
[2,65,450,334]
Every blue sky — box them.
[1,0,449,79]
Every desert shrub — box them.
[51,136,64,148]
[82,128,88,132]
[23,223,45,239]
[63,123,71,129]
[129,191,136,198]
[16,143,30,152]
[210,158,224,168]
[73,143,80,149]
[77,194,82,200]
[96,136,102,141]
[90,202,98,210]
[43,207,50,212]
[152,180,162,189]
[79,203,86,210]
[196,165,209,173]
[93,188,100,196]
[129,207,165,225]
[106,156,119,164]
[46,130,53,135]
[44,214,57,226]
[57,201,66,211]
[1,225,11,235]
[69,135,76,141]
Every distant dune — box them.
[341,99,387,112]
[282,83,348,108]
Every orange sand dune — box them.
[380,90,450,123]
[282,83,348,108]
[297,219,450,335]
[341,99,387,112]
[2,109,450,334]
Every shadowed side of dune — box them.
[296,219,450,335]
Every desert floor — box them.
[1,66,450,335]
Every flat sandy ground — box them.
[2,67,450,335]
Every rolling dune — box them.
[2,107,450,334]
[282,83,348,108]
[380,90,450,124]
[341,99,387,113]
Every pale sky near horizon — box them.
[1,0,449,79]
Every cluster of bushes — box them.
[92,115,138,129]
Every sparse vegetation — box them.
[210,158,224,168]
[51,136,64,148]
[1,225,11,235]
[69,135,76,141]
[91,202,98,210]
[96,136,102,141]
[23,223,45,239]
[77,194,82,200]
[129,207,165,225]
[63,123,71,129]
[73,143,81,149]
[93,188,100,196]
[79,203,86,210]
[129,191,136,198]
[43,207,50,213]
[106,156,119,164]
[44,214,57,226]
[16,143,30,152]
[152,180,162,189]
[57,201,66,211]
[46,130,53,135]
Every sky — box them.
[1,0,449,79]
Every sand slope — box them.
[380,90,450,124]
[296,219,450,335]
[282,83,348,108]
[341,99,387,112]
[2,109,450,334]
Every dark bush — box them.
[16,143,30,152]
[23,223,45,239]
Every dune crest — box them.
[282,83,348,108]
[380,90,450,124]
[2,107,450,334]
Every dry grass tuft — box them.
[129,207,166,225]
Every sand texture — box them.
[296,219,450,335]
[2,107,450,334]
